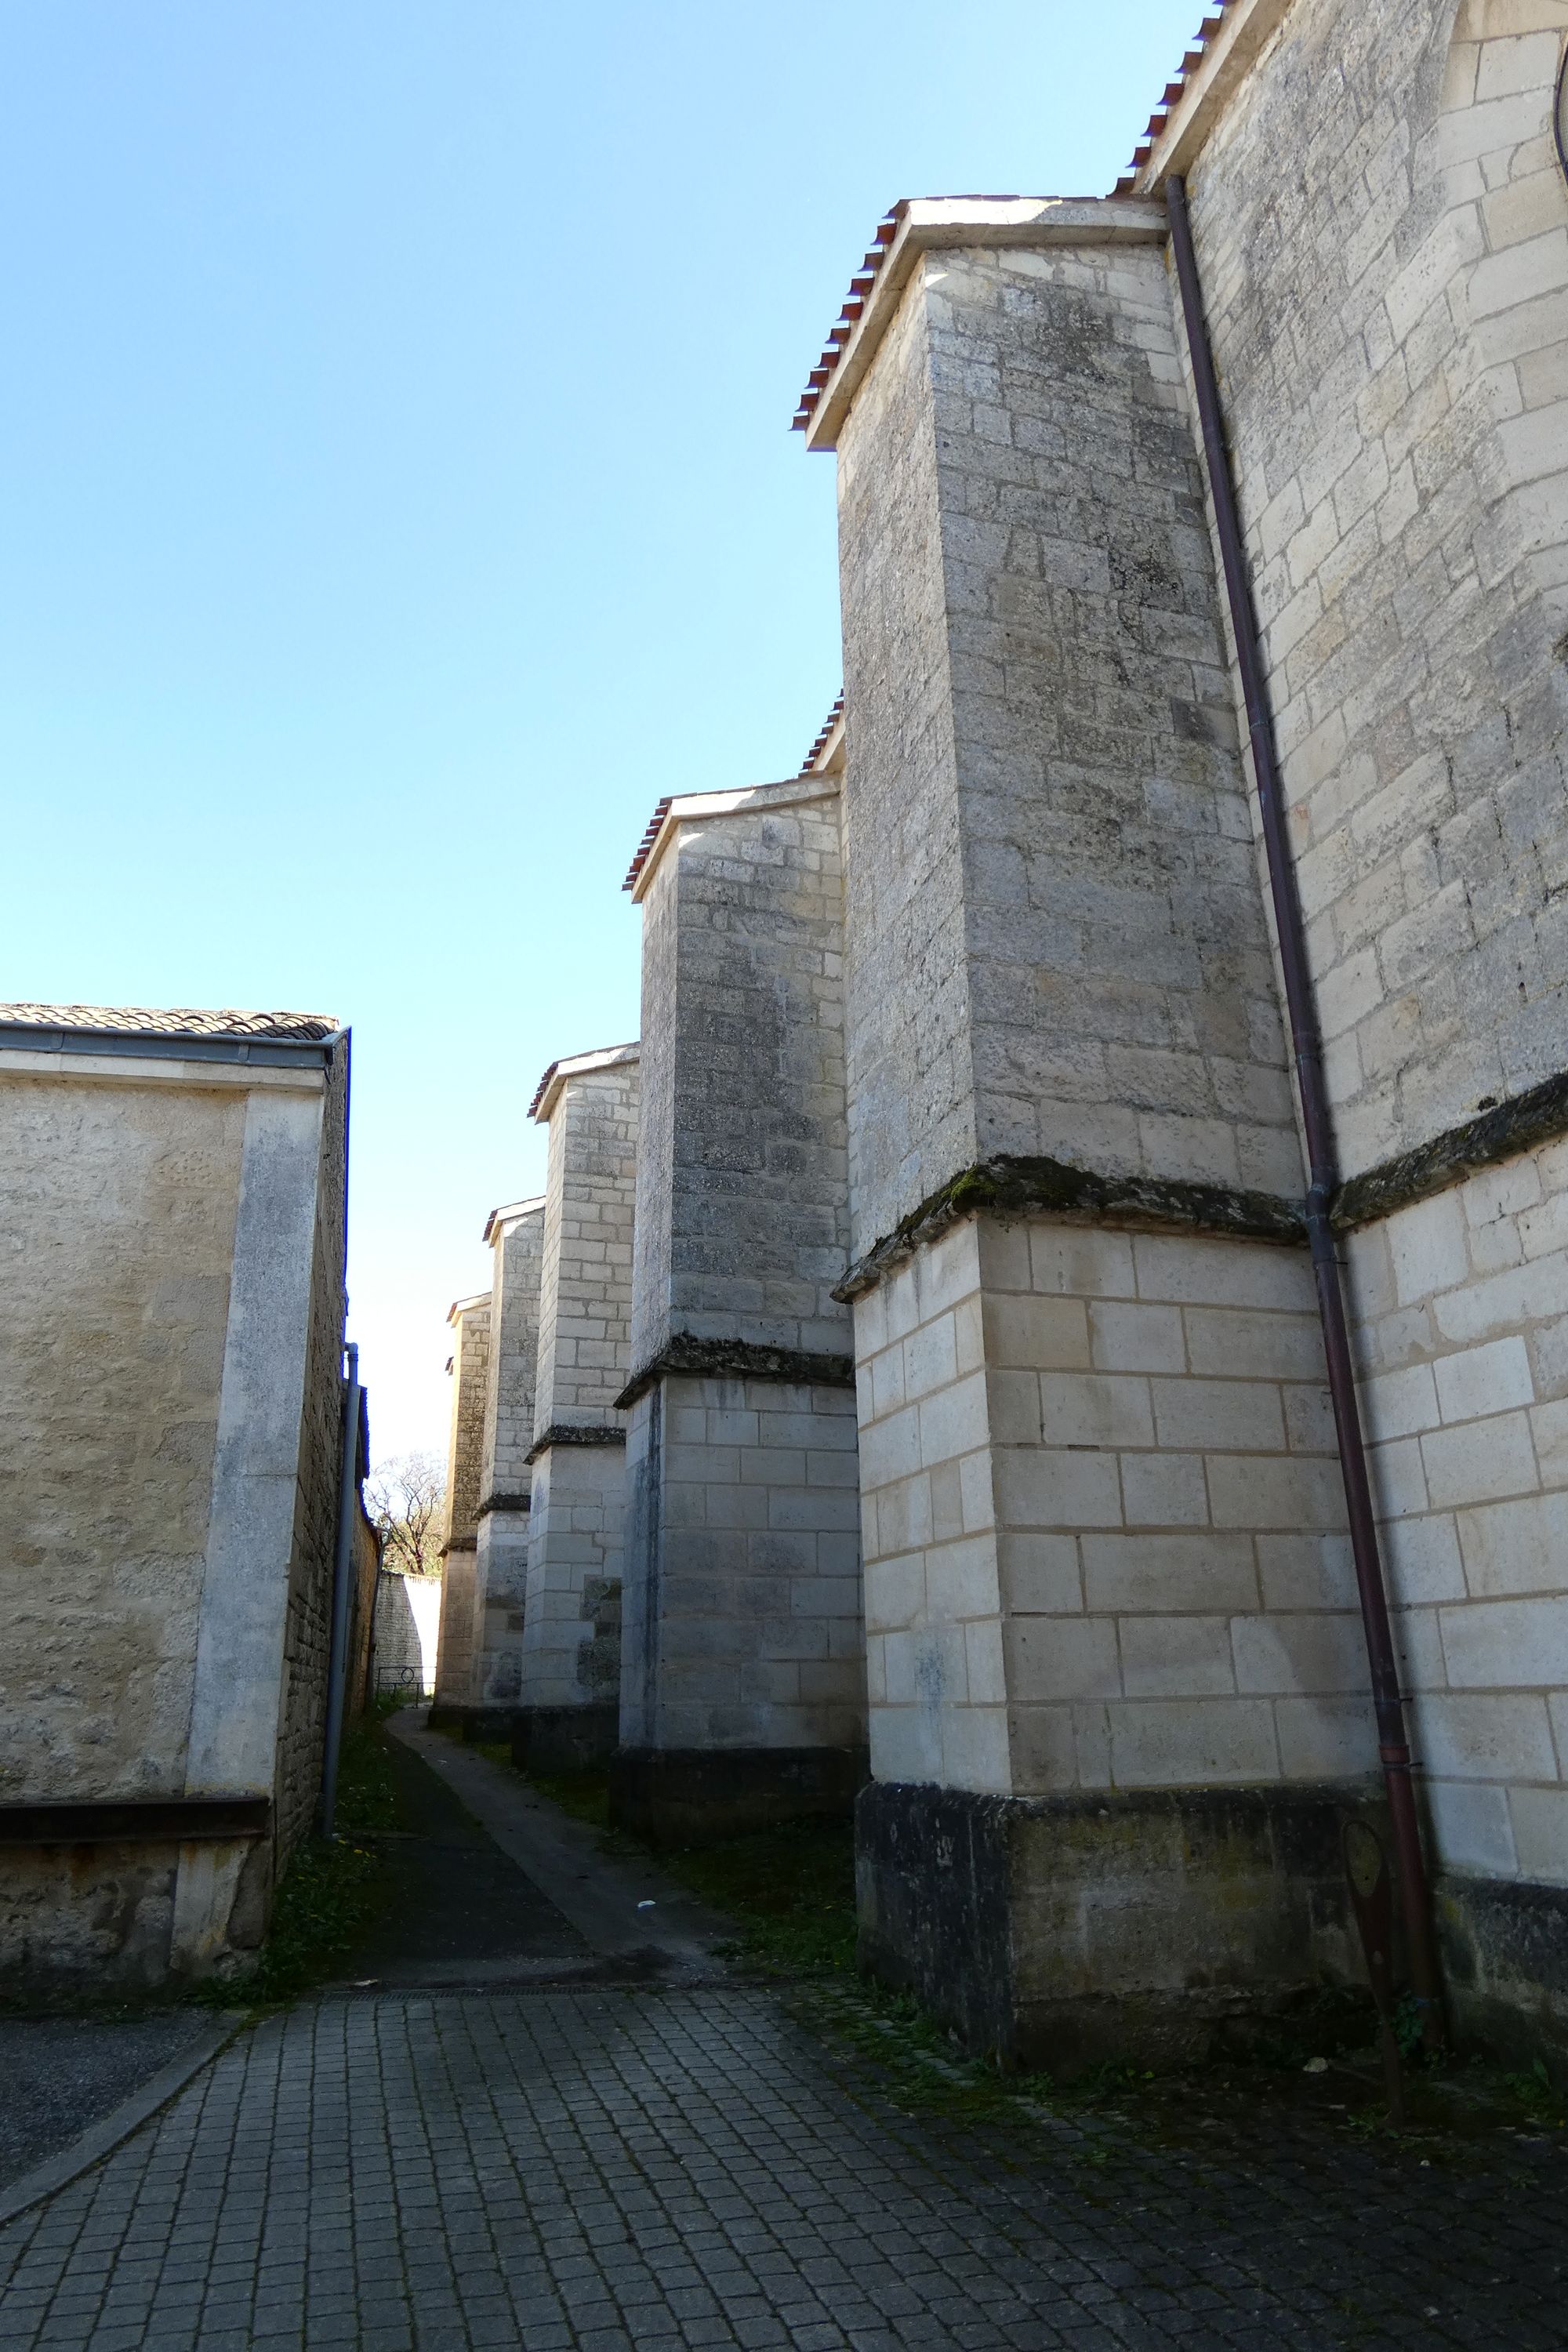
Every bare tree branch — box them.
[365,1451,448,1575]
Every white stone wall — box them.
[835,232,1301,1259]
[622,1375,864,1751]
[629,782,851,1370]
[1186,0,1568,1174]
[471,1511,530,1708]
[519,1442,627,1708]
[0,1072,245,1802]
[468,1203,543,1711]
[854,1211,1375,1795]
[532,1060,638,1434]
[481,1205,544,1501]
[433,1294,489,1711]
[521,1054,638,1712]
[1346,1135,1568,1885]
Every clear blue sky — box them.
[2,0,1202,1462]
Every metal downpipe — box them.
[1164,173,1443,2045]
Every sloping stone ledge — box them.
[615,1334,857,1411]
[833,1076,1568,1301]
[834,1153,1306,1301]
[0,1797,270,1848]
[525,1422,628,1465]
[477,1491,532,1517]
[1332,1069,1568,1232]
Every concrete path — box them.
[383,1712,731,1982]
[0,1724,1562,2350]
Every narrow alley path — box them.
[0,1726,1562,2352]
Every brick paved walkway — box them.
[0,1984,1563,2352]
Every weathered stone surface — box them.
[0,1028,347,1987]
[1185,0,1568,1181]
[432,1293,490,1719]
[521,1048,638,1717]
[833,225,1301,1263]
[856,1776,1384,2072]
[619,785,866,1805]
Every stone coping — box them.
[476,1491,532,1518]
[0,1796,270,1848]
[615,1334,858,1410]
[835,1153,1305,1301]
[798,196,1166,452]
[623,773,842,901]
[528,1041,640,1124]
[1334,1069,1568,1233]
[524,1421,628,1465]
[481,1196,545,1243]
[834,1071,1568,1297]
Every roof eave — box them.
[1128,0,1294,196]
[800,196,1167,454]
[626,776,842,906]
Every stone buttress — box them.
[466,1196,545,1735]
[514,1044,639,1773]
[431,1290,490,1724]
[612,753,866,1842]
[808,196,1377,2069]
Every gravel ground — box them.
[0,2008,217,2192]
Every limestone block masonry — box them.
[0,1007,350,1989]
[468,1200,545,1737]
[514,1045,639,1775]
[1134,0,1568,2056]
[851,1210,1379,2067]
[430,1291,490,1728]
[802,0,1568,2062]
[613,775,867,1841]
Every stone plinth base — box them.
[609,1744,869,1847]
[0,1835,267,1992]
[856,1778,1384,2074]
[1437,1875,1568,2063]
[512,1704,619,1777]
[428,1703,520,1744]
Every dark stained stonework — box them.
[426,1704,521,1743]
[856,1778,1386,2075]
[615,1335,856,1413]
[609,1744,869,1847]
[524,1424,628,1466]
[834,1153,1306,1302]
[1332,1069,1568,1234]
[1436,1872,1568,2063]
[0,1797,270,1848]
[476,1492,532,1518]
[511,1704,619,1776]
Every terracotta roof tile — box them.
[793,14,1235,431]
[800,695,844,775]
[0,1002,339,1042]
[1112,5,1232,192]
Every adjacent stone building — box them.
[514,1044,640,1770]
[0,1004,355,1988]
[615,742,867,1842]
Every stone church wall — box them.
[1166,0,1568,2045]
